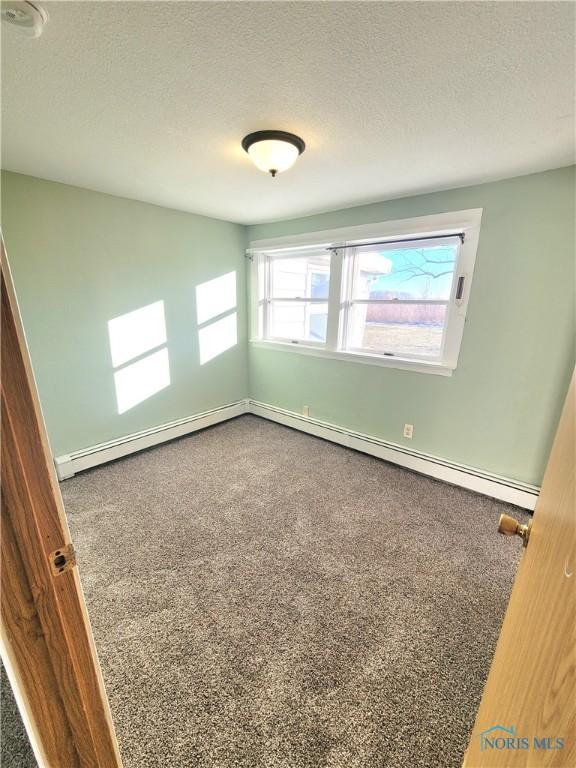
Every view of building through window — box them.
[253,213,480,373]
[268,251,330,342]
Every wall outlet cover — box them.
[403,423,414,439]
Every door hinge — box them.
[49,543,76,576]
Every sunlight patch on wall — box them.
[114,348,171,414]
[108,300,167,367]
[198,312,238,365]
[108,300,170,414]
[196,271,236,325]
[195,272,238,365]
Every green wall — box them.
[248,167,575,486]
[2,168,574,486]
[1,172,248,456]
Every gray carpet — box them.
[60,415,527,768]
[1,665,37,768]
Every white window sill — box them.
[250,339,455,376]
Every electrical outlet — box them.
[403,423,413,439]
[303,405,310,417]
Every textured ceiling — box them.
[2,1,574,224]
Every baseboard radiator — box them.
[248,400,539,510]
[54,397,539,510]
[54,400,249,480]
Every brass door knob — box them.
[498,513,531,547]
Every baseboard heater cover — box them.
[54,397,539,510]
[54,400,249,480]
[247,400,539,510]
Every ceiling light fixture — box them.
[242,130,305,178]
[1,0,47,37]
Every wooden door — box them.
[463,371,575,767]
[1,241,122,767]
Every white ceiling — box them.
[2,1,574,224]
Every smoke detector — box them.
[1,1,47,38]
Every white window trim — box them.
[249,208,483,376]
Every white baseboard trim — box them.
[247,400,539,510]
[54,396,539,510]
[54,400,249,480]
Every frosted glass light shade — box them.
[247,140,299,175]
[242,130,305,177]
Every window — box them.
[251,210,482,375]
[343,239,458,360]
[265,250,330,343]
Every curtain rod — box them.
[327,232,464,252]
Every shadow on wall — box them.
[106,271,237,415]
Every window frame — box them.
[340,235,461,364]
[249,209,483,376]
[263,248,331,346]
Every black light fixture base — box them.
[241,130,306,156]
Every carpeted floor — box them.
[1,665,37,768]
[58,415,527,768]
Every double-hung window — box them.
[342,237,459,361]
[251,210,482,375]
[264,249,331,344]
